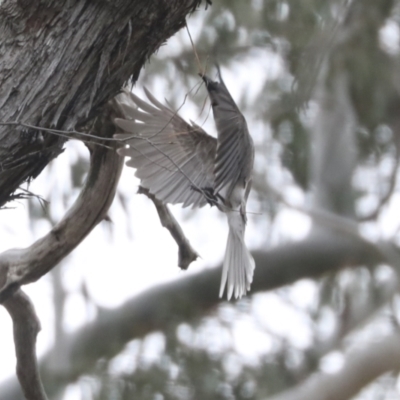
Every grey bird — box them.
[114,69,255,300]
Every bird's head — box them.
[200,73,219,91]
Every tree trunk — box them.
[0,0,202,207]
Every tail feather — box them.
[219,212,255,300]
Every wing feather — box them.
[114,89,217,208]
[202,73,254,196]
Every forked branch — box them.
[0,105,124,302]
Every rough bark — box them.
[0,0,203,207]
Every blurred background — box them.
[2,0,400,399]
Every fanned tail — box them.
[219,211,255,300]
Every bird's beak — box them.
[199,73,218,91]
[199,73,209,83]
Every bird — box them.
[114,67,255,300]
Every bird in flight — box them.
[114,68,255,300]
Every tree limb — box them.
[0,103,124,399]
[0,234,389,399]
[0,106,124,303]
[3,290,47,400]
[267,331,400,400]
[138,186,199,270]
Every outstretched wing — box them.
[202,70,254,197]
[114,89,217,208]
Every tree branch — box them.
[267,331,400,400]
[0,234,389,399]
[0,106,124,303]
[0,103,124,399]
[3,290,47,400]
[138,186,199,270]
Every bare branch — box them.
[267,331,400,400]
[0,106,124,303]
[0,121,118,145]
[3,290,47,400]
[138,186,199,270]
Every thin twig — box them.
[0,122,113,148]
[185,23,205,76]
[185,22,211,121]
